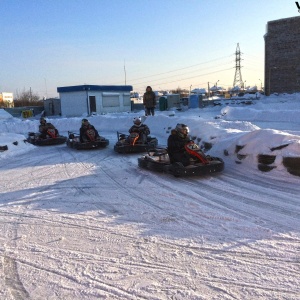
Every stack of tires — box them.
[257,154,276,172]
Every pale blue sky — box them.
[0,0,298,97]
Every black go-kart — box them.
[66,130,109,150]
[27,130,67,146]
[114,132,158,154]
[138,141,224,177]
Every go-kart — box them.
[114,131,158,154]
[138,141,224,177]
[27,129,67,146]
[66,130,109,150]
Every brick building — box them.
[264,16,300,95]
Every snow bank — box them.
[0,109,13,120]
[0,132,35,160]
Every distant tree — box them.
[170,87,189,98]
[14,89,43,107]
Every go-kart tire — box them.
[170,162,184,177]
[258,163,276,172]
[283,157,300,177]
[257,154,276,165]
[282,157,300,169]
[138,157,149,169]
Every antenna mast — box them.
[233,43,243,88]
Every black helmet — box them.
[175,123,189,138]
[82,118,89,124]
[40,117,46,124]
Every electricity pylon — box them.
[233,43,243,88]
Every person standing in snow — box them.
[143,86,156,116]
[167,123,192,166]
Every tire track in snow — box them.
[180,175,300,228]
[81,152,165,212]
[5,255,150,300]
[55,147,161,216]
[2,223,30,300]
[222,160,300,200]
[145,171,299,232]
[0,151,38,300]
[3,256,30,300]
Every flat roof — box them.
[267,16,300,25]
[57,84,133,93]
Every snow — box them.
[0,93,299,299]
[0,109,13,120]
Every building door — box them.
[49,102,54,115]
[89,96,96,113]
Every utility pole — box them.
[207,82,210,100]
[215,80,219,94]
[44,78,48,99]
[258,79,262,92]
[233,43,243,89]
[124,59,127,85]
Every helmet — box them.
[175,123,189,138]
[133,117,142,126]
[40,117,46,124]
[82,118,89,124]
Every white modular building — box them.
[0,92,14,107]
[57,85,133,117]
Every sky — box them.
[0,0,299,98]
[0,93,300,299]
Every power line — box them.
[112,54,234,85]
[131,61,234,87]
[243,66,264,72]
[133,67,234,90]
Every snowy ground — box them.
[0,94,299,299]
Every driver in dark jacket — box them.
[167,123,191,166]
[129,117,150,143]
[80,119,100,142]
[39,117,58,139]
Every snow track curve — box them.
[0,141,299,299]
